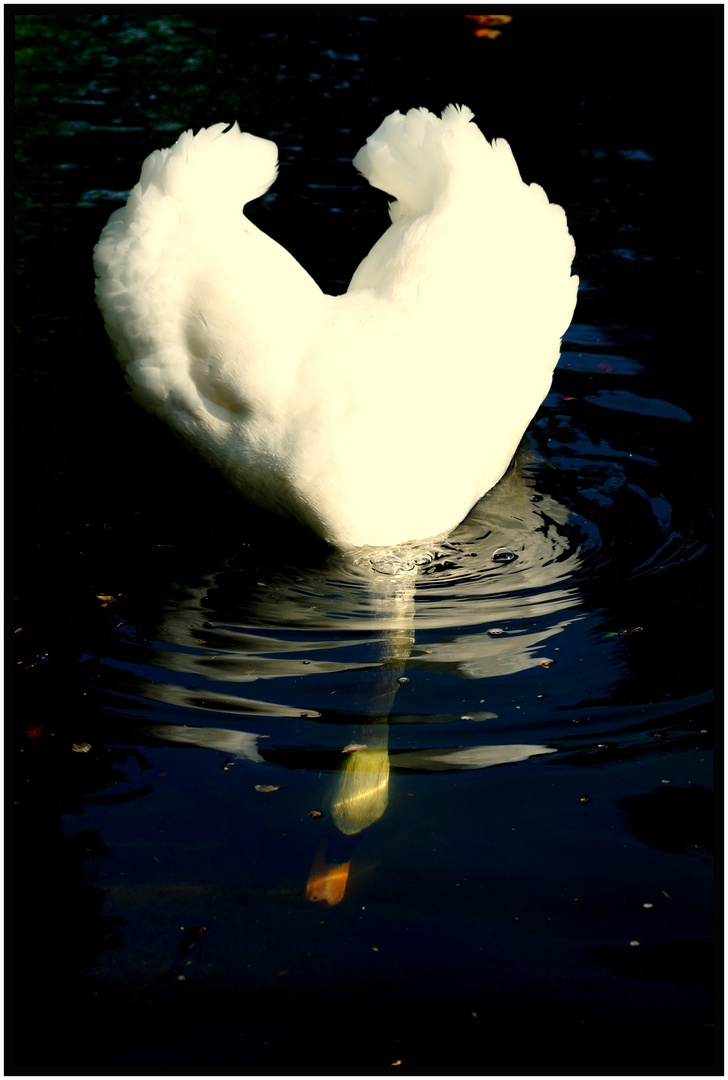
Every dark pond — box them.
[13,9,718,1076]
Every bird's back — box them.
[94,109,578,549]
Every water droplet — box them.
[492,547,517,562]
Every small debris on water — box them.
[177,926,207,956]
[342,744,368,753]
[253,785,280,792]
[72,743,91,753]
[309,810,323,819]
[580,794,593,804]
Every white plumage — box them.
[94,105,577,549]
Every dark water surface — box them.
[13,9,718,1076]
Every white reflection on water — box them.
[140,456,585,700]
[128,459,583,902]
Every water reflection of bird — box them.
[138,552,560,907]
[302,602,558,905]
[142,717,556,907]
[305,606,413,905]
[94,105,577,549]
[123,468,582,905]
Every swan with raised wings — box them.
[94,106,577,549]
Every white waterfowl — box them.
[94,106,577,549]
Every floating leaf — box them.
[253,784,280,792]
